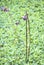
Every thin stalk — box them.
[25,12,30,63]
[26,19,28,63]
[27,17,30,59]
[26,11,30,63]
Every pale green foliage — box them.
[0,0,44,65]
